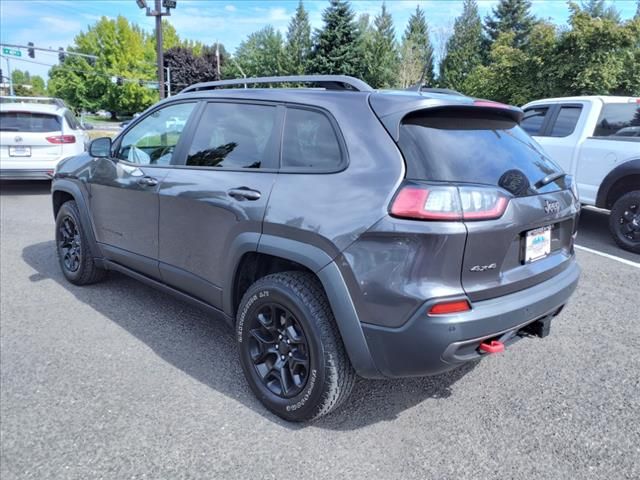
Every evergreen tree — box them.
[366,2,398,88]
[286,1,312,75]
[401,5,435,85]
[439,0,483,91]
[635,0,640,19]
[311,0,362,76]
[484,0,536,47]
[579,0,621,22]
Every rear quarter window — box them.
[398,109,567,195]
[0,111,61,132]
[281,108,343,170]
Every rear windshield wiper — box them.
[535,171,566,188]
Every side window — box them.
[521,107,548,136]
[593,103,640,137]
[185,103,278,169]
[64,111,79,130]
[549,106,582,137]
[116,102,195,165]
[281,108,343,169]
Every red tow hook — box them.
[479,340,505,354]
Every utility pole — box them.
[136,0,177,99]
[155,0,164,99]
[4,57,14,96]
[215,41,220,80]
[165,66,171,97]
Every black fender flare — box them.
[51,179,104,260]
[595,159,640,209]
[223,234,382,379]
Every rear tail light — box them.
[428,299,471,315]
[390,183,510,221]
[46,135,76,144]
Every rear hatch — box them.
[393,106,579,301]
[0,111,63,162]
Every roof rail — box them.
[0,96,67,107]
[180,75,374,94]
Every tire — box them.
[608,190,640,254]
[55,200,106,285]
[236,271,356,422]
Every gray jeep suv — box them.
[51,76,580,421]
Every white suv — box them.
[521,96,640,253]
[0,97,88,180]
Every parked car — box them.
[0,96,88,180]
[51,75,580,421]
[521,96,640,253]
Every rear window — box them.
[0,111,61,132]
[398,110,566,196]
[593,103,640,137]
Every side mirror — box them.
[89,137,112,158]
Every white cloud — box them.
[225,5,236,12]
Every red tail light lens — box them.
[390,184,510,221]
[428,300,471,315]
[46,135,76,144]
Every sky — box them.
[0,0,638,81]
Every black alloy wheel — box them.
[248,303,310,398]
[616,201,640,242]
[58,215,82,273]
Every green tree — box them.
[231,26,286,78]
[286,1,312,75]
[579,0,621,22]
[362,2,398,88]
[48,16,156,118]
[636,0,640,19]
[401,5,435,85]
[555,3,637,95]
[484,0,536,48]
[311,0,362,76]
[439,0,483,91]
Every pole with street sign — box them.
[0,48,20,96]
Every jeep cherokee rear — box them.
[51,75,580,422]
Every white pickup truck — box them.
[521,96,640,253]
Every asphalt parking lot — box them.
[1,181,639,480]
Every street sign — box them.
[2,47,22,57]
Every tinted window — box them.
[593,103,640,137]
[398,110,566,196]
[521,107,548,135]
[550,106,582,137]
[0,112,61,132]
[116,102,195,165]
[281,108,342,169]
[186,103,277,169]
[64,111,80,130]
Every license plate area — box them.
[524,226,552,263]
[9,146,31,157]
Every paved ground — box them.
[1,181,639,480]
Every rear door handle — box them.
[137,176,158,187]
[228,187,261,201]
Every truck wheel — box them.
[236,271,356,422]
[55,200,106,285]
[609,190,640,254]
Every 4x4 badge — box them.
[544,200,560,214]
[470,263,497,272]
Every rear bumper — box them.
[0,169,55,180]
[360,258,581,378]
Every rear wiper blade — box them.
[535,171,566,188]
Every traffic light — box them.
[58,47,66,63]
[28,42,35,58]
[0,68,3,80]
[138,80,144,87]
[116,77,123,86]
[88,57,96,67]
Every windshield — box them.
[398,110,567,196]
